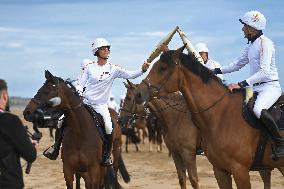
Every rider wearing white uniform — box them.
[195,42,223,80]
[108,95,119,113]
[76,38,149,166]
[214,11,284,157]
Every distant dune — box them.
[10,96,30,109]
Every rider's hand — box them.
[227,83,241,92]
[31,139,39,150]
[142,61,150,72]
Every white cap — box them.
[239,11,266,30]
[91,38,111,55]
[195,42,209,53]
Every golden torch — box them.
[146,26,179,63]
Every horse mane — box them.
[160,50,227,88]
[46,76,80,97]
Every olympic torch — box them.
[146,26,179,63]
[177,28,205,64]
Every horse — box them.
[23,70,129,189]
[134,46,284,189]
[119,81,163,152]
[119,80,200,188]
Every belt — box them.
[253,80,278,87]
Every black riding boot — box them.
[101,133,113,166]
[43,127,63,160]
[261,109,284,158]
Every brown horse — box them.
[23,70,129,189]
[119,80,200,188]
[120,81,163,152]
[134,46,284,189]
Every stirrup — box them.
[43,146,58,160]
[196,148,204,155]
[101,154,113,166]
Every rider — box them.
[108,94,119,113]
[195,42,223,80]
[44,38,150,166]
[214,11,284,157]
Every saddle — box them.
[84,104,114,140]
[243,92,284,130]
[242,90,284,170]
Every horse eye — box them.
[159,66,167,71]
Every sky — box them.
[1,0,284,102]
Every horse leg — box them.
[172,152,187,189]
[125,135,129,153]
[63,166,74,189]
[184,152,199,189]
[259,170,271,189]
[112,139,120,180]
[49,128,54,140]
[75,172,81,189]
[149,140,153,152]
[232,167,251,189]
[135,142,139,152]
[213,166,232,189]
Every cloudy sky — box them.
[1,0,284,101]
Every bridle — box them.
[30,79,83,112]
[142,60,183,100]
[141,58,228,115]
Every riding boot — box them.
[260,109,284,157]
[43,127,63,160]
[101,133,113,166]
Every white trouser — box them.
[253,82,282,118]
[89,104,113,134]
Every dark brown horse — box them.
[134,46,284,189]
[119,80,200,188]
[23,71,129,189]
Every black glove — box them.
[214,68,222,75]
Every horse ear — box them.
[126,79,135,88]
[172,44,186,61]
[45,70,54,80]
[45,70,57,83]
[123,81,130,89]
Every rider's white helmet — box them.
[239,11,266,30]
[195,42,209,53]
[91,38,111,55]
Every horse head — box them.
[118,79,146,127]
[23,70,80,126]
[135,45,186,105]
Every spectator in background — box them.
[108,94,119,113]
[195,42,223,80]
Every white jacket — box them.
[76,60,143,105]
[220,35,279,86]
[204,59,223,79]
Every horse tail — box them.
[75,172,80,189]
[105,166,122,189]
[118,154,130,183]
